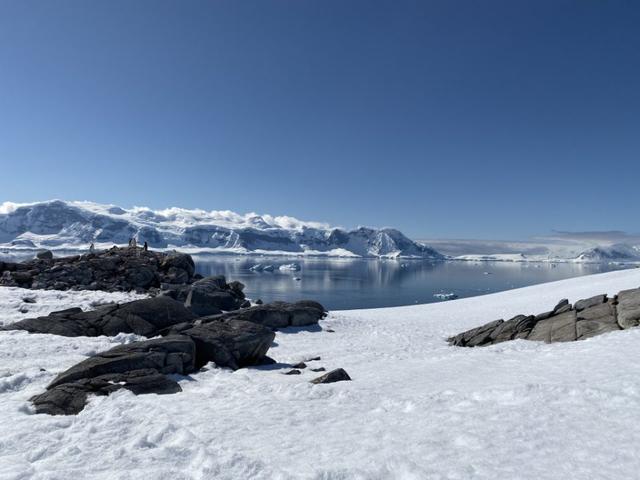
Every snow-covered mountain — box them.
[575,243,640,262]
[0,200,443,259]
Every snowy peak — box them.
[0,200,443,259]
[576,243,640,262]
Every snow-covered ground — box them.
[0,288,146,327]
[2,269,640,479]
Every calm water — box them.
[1,250,631,310]
[193,256,631,310]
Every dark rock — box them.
[199,300,327,329]
[255,299,263,305]
[285,369,302,375]
[161,252,195,279]
[186,290,236,315]
[574,294,607,312]
[48,336,196,389]
[311,367,326,372]
[36,250,53,260]
[22,297,37,304]
[32,369,182,415]
[527,311,576,343]
[228,280,245,294]
[256,355,276,365]
[448,319,504,347]
[576,302,619,340]
[488,315,537,343]
[310,368,351,384]
[553,299,569,313]
[534,311,553,322]
[292,362,307,369]
[0,247,197,293]
[450,289,640,347]
[4,296,197,337]
[181,319,275,370]
[306,356,321,362]
[616,288,640,329]
[163,275,246,316]
[554,303,573,314]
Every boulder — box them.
[161,252,195,278]
[186,290,236,315]
[310,368,351,384]
[36,250,53,260]
[179,319,275,370]
[161,275,246,316]
[616,288,640,329]
[200,300,327,329]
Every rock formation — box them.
[449,288,640,347]
[0,247,196,292]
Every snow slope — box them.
[2,269,640,478]
[0,200,442,259]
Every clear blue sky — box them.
[1,1,638,239]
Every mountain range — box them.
[0,200,443,259]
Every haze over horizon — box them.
[1,1,639,239]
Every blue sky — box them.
[0,1,638,239]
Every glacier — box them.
[0,200,443,259]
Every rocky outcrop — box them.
[31,369,183,415]
[175,320,276,370]
[0,247,196,292]
[449,288,640,347]
[161,275,247,316]
[2,296,197,337]
[199,300,327,329]
[31,319,276,414]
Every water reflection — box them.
[0,249,629,310]
[192,255,630,310]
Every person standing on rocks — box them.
[89,243,95,254]
[143,241,148,252]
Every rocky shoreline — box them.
[0,247,199,292]
[0,248,352,415]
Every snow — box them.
[2,269,640,478]
[278,263,301,271]
[428,236,640,265]
[0,287,146,327]
[0,200,441,259]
